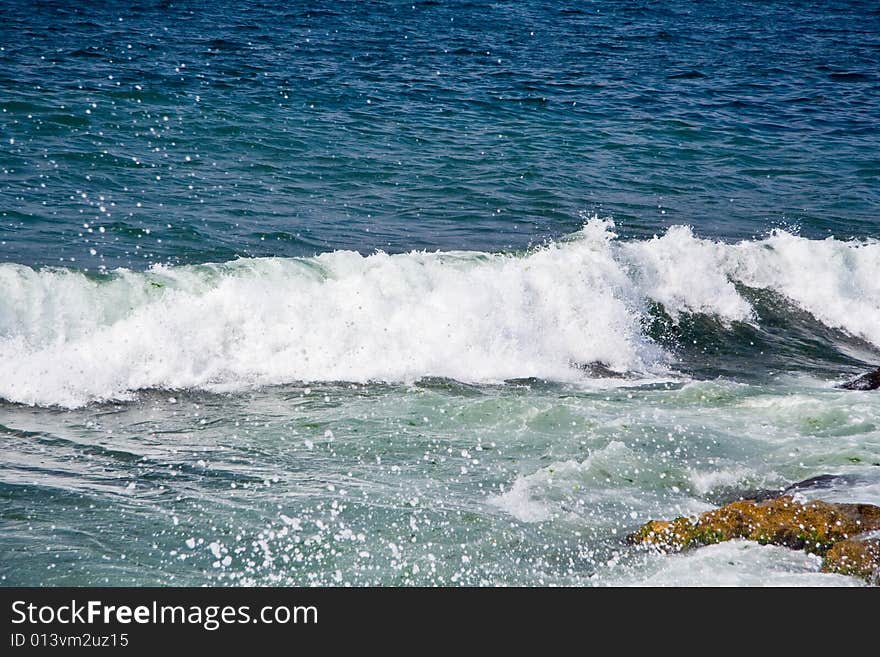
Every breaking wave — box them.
[1,219,879,407]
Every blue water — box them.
[1,1,879,586]
[2,0,879,269]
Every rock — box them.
[629,496,880,552]
[570,360,626,378]
[628,496,880,583]
[822,538,880,583]
[715,473,854,505]
[782,473,853,495]
[838,367,880,391]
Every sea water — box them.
[1,0,878,586]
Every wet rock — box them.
[822,538,880,583]
[628,496,880,583]
[782,474,853,495]
[715,473,854,505]
[838,368,880,391]
[570,360,625,378]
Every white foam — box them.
[491,441,713,524]
[2,219,879,407]
[490,475,553,523]
[728,230,880,346]
[0,221,665,406]
[607,540,862,587]
[621,225,754,322]
[620,224,880,345]
[688,467,754,496]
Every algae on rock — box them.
[628,496,880,584]
[822,538,880,583]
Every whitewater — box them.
[2,219,879,408]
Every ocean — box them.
[1,0,878,586]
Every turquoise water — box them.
[1,0,879,586]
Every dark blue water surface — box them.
[1,0,878,269]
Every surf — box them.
[1,219,878,407]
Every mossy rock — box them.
[822,539,880,584]
[628,496,880,583]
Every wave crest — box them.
[1,219,878,407]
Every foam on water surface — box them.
[605,540,863,587]
[2,221,879,407]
